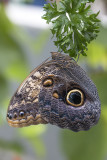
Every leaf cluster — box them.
[42,0,100,58]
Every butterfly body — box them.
[7,52,101,132]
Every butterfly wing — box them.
[7,53,101,131]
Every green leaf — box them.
[42,0,100,58]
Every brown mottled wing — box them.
[7,52,101,131]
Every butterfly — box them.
[7,52,101,132]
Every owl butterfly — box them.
[7,52,101,132]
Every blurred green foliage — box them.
[19,125,47,156]
[92,73,107,106]
[0,139,24,153]
[0,3,49,158]
[0,1,107,160]
[61,119,107,160]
